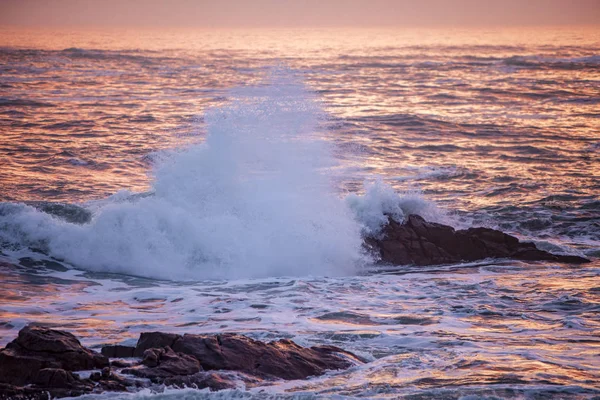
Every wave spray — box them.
[0,70,366,280]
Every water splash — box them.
[0,70,443,281]
[1,70,368,280]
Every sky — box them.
[1,0,599,28]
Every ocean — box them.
[0,26,599,399]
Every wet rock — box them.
[110,358,138,368]
[0,325,108,386]
[133,331,180,356]
[101,344,136,358]
[132,331,363,380]
[123,346,201,380]
[95,368,137,392]
[163,371,249,391]
[33,368,81,389]
[366,214,590,266]
[0,326,362,397]
[0,368,94,399]
[0,383,90,400]
[27,201,92,224]
[170,333,362,380]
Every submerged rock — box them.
[366,214,590,266]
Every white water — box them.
[0,70,436,281]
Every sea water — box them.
[0,27,599,399]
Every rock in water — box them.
[0,326,110,399]
[0,326,108,386]
[174,334,361,380]
[123,346,201,380]
[0,326,363,398]
[134,331,363,380]
[133,331,180,356]
[366,214,590,266]
[101,344,136,358]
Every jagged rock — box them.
[0,368,94,399]
[0,382,90,400]
[33,368,82,389]
[0,326,116,399]
[366,214,590,266]
[94,367,137,392]
[163,371,251,391]
[132,331,362,380]
[0,326,108,386]
[123,346,201,380]
[101,344,136,358]
[0,326,362,398]
[110,358,138,368]
[172,333,362,380]
[133,331,180,356]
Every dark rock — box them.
[33,368,81,389]
[366,214,590,266]
[0,383,46,400]
[131,331,362,381]
[101,344,136,358]
[170,333,363,380]
[96,369,137,392]
[97,378,129,392]
[123,346,201,380]
[0,326,362,397]
[0,382,85,400]
[90,371,102,382]
[27,201,92,224]
[0,326,108,386]
[0,368,94,399]
[133,331,180,356]
[110,358,138,368]
[163,371,247,391]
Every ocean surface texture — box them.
[0,27,599,399]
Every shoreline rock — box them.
[0,326,363,399]
[365,214,590,266]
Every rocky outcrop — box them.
[132,331,362,380]
[0,326,362,399]
[0,326,108,387]
[133,331,180,356]
[101,344,135,358]
[173,333,361,380]
[123,346,201,380]
[0,326,112,399]
[366,214,590,266]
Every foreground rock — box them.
[366,214,590,266]
[0,326,111,399]
[130,331,362,380]
[124,346,201,380]
[0,326,108,386]
[0,326,362,399]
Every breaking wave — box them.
[0,70,434,280]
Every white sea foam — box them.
[346,179,443,235]
[0,70,438,280]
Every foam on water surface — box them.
[1,252,599,399]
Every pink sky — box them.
[1,0,599,27]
